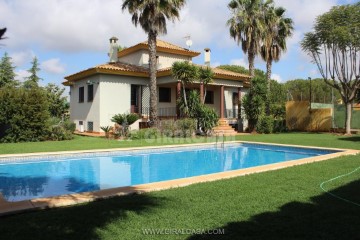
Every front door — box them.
[131,85,140,114]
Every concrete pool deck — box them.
[0,141,359,216]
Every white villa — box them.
[63,38,250,133]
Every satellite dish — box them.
[186,39,193,48]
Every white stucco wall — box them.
[70,76,101,132]
[119,50,191,69]
[118,50,146,66]
[99,75,149,129]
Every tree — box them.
[0,87,49,142]
[198,66,214,104]
[301,3,360,134]
[45,83,69,118]
[0,52,17,88]
[24,57,42,89]
[172,61,198,115]
[261,4,293,115]
[227,0,265,79]
[122,0,186,122]
[242,76,267,132]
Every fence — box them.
[286,101,360,132]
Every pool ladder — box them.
[215,132,225,149]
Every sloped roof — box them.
[63,62,251,86]
[118,39,201,58]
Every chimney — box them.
[108,36,119,63]
[204,48,211,67]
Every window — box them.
[87,84,94,102]
[79,87,84,103]
[159,87,171,102]
[87,121,93,132]
[205,91,214,104]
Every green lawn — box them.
[0,132,359,155]
[0,133,359,239]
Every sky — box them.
[0,0,357,88]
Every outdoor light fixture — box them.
[86,80,98,85]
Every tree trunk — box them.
[265,59,272,115]
[248,49,255,81]
[148,31,158,122]
[345,102,352,135]
[182,81,188,115]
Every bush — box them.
[176,118,196,137]
[0,87,50,142]
[273,119,287,133]
[159,120,177,137]
[129,128,160,140]
[46,117,74,141]
[111,113,139,126]
[198,105,218,135]
[47,125,74,141]
[256,115,274,134]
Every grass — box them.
[0,132,359,155]
[0,133,359,239]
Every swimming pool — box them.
[0,143,340,202]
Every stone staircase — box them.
[212,118,238,136]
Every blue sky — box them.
[0,0,357,88]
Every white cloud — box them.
[15,69,30,82]
[10,50,35,67]
[230,58,248,68]
[41,58,65,74]
[271,73,283,82]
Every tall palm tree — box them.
[122,0,186,122]
[227,0,266,80]
[261,5,293,114]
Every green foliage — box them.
[159,120,177,137]
[197,105,218,134]
[301,3,360,134]
[23,57,42,89]
[285,78,339,103]
[242,76,267,132]
[256,115,274,134]
[176,118,196,137]
[178,89,201,118]
[100,126,112,133]
[0,52,18,88]
[217,65,266,79]
[47,124,74,141]
[0,87,50,142]
[177,90,218,135]
[227,0,265,77]
[45,83,69,118]
[129,128,160,140]
[111,113,139,125]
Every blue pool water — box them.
[0,143,339,202]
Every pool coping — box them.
[0,141,359,216]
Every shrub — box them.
[243,76,267,132]
[256,115,274,134]
[273,119,287,133]
[63,120,76,132]
[176,118,196,137]
[47,125,74,141]
[198,105,218,135]
[129,128,160,140]
[111,113,139,126]
[159,120,177,137]
[0,87,50,142]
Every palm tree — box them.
[172,61,198,115]
[122,0,186,122]
[261,5,293,114]
[227,0,266,80]
[198,67,214,104]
